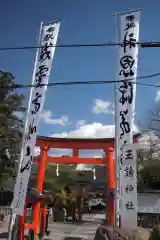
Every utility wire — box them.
[0,72,160,89]
[0,41,160,51]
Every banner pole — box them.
[7,22,43,240]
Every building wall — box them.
[138,192,160,213]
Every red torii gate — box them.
[19,134,140,239]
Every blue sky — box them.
[1,0,160,139]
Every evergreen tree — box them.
[0,71,25,185]
[43,163,77,192]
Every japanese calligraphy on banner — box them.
[11,21,60,215]
[121,143,137,227]
[116,11,140,227]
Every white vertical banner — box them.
[11,21,60,215]
[121,143,137,227]
[115,11,140,228]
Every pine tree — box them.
[0,71,25,186]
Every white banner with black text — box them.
[116,11,140,228]
[120,143,137,227]
[11,21,60,215]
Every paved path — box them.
[0,213,105,240]
[44,214,105,240]
[47,221,98,240]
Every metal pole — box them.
[7,22,43,240]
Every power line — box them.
[1,72,160,89]
[0,41,160,51]
[137,82,160,88]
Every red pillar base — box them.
[106,148,115,227]
[39,207,47,237]
[107,188,115,226]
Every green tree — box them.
[0,71,25,186]
[137,129,160,191]
[43,163,77,193]
[138,160,160,190]
[137,145,160,190]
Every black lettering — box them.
[25,118,36,141]
[121,32,136,53]
[31,92,42,114]
[20,158,32,173]
[120,110,130,138]
[119,56,135,78]
[125,15,135,22]
[119,81,133,105]
[43,33,53,42]
[125,184,134,193]
[124,166,134,177]
[120,140,127,164]
[39,42,53,63]
[120,152,123,165]
[20,146,32,173]
[125,149,134,161]
[125,201,134,210]
[35,65,49,88]
[47,26,55,33]
[125,15,136,30]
